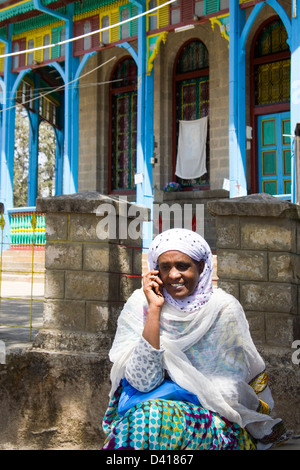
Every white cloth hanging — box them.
[175,116,208,179]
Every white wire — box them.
[0,0,176,59]
[13,78,123,93]
[0,55,117,113]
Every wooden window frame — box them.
[11,38,26,71]
[73,15,100,56]
[172,39,210,191]
[108,57,137,195]
[250,16,291,193]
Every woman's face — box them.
[157,251,204,300]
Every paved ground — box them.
[0,279,44,346]
[273,438,300,450]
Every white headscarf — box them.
[147,228,213,313]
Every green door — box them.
[258,112,291,198]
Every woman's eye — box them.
[177,263,189,271]
[159,266,169,273]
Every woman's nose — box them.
[169,267,181,279]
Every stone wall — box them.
[208,193,300,433]
[34,192,143,353]
[0,192,145,449]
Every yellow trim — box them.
[74,9,100,22]
[146,0,157,31]
[12,21,64,41]
[210,13,229,42]
[99,11,114,44]
[147,31,168,75]
[12,23,63,64]
[73,0,128,22]
[0,0,30,13]
[0,42,4,72]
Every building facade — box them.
[0,0,299,249]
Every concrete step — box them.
[1,249,45,272]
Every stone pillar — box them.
[34,192,146,353]
[208,193,300,432]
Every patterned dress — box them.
[102,337,257,450]
[102,385,257,450]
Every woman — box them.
[102,228,286,450]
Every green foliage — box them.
[38,121,56,198]
[13,106,29,207]
[13,105,56,207]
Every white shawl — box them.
[109,287,283,447]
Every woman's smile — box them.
[169,282,185,291]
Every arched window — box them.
[253,19,290,106]
[27,39,34,66]
[83,21,92,50]
[251,18,291,197]
[43,34,50,62]
[109,58,137,192]
[121,8,130,39]
[101,15,110,44]
[60,28,65,57]
[13,42,19,69]
[173,39,209,189]
[148,0,158,30]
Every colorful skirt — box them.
[102,387,256,450]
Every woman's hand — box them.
[142,269,164,349]
[143,269,165,309]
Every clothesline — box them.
[0,0,176,59]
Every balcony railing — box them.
[7,208,45,248]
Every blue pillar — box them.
[129,0,154,250]
[228,0,247,198]
[0,26,17,246]
[27,74,40,206]
[290,0,300,203]
[143,70,154,250]
[59,21,79,196]
[63,4,79,194]
[27,110,39,206]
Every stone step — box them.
[1,249,45,272]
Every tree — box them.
[13,105,56,206]
[13,105,29,207]
[38,121,56,198]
